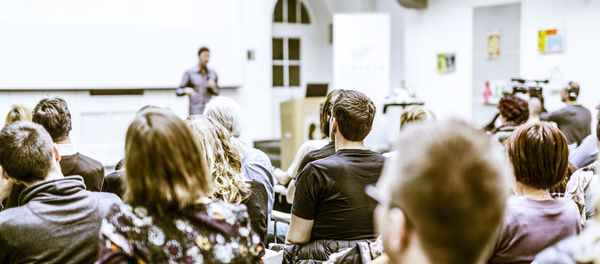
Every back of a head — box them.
[320,89,344,138]
[399,105,435,130]
[32,97,72,142]
[203,97,243,137]
[498,94,529,125]
[383,120,507,264]
[5,104,32,125]
[506,122,569,189]
[0,121,54,183]
[332,90,376,141]
[124,109,211,212]
[567,81,580,100]
[185,115,249,204]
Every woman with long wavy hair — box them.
[186,115,269,247]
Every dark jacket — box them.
[4,152,105,209]
[101,170,124,198]
[243,180,269,248]
[60,152,105,191]
[0,176,121,264]
[271,239,376,264]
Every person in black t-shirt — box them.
[286,90,385,244]
[285,89,343,203]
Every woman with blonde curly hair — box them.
[186,115,269,246]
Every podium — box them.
[280,97,325,169]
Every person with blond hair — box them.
[96,109,263,263]
[185,115,269,246]
[4,104,32,125]
[204,96,275,213]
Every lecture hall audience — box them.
[373,119,508,264]
[0,121,121,263]
[4,97,105,209]
[185,114,269,247]
[0,86,599,264]
[96,108,264,263]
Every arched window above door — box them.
[273,0,311,24]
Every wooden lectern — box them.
[280,97,325,170]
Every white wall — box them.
[402,0,600,125]
[0,0,244,88]
[520,0,600,118]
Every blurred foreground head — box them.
[374,119,508,264]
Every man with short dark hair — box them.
[373,120,508,264]
[541,81,591,146]
[286,90,385,245]
[4,97,105,209]
[0,121,120,263]
[177,46,219,114]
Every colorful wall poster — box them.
[487,32,501,60]
[483,79,508,104]
[538,28,564,54]
[437,53,456,74]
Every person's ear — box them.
[331,118,338,135]
[386,208,412,253]
[53,144,61,163]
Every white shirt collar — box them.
[56,143,78,156]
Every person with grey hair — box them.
[0,121,121,263]
[203,96,275,213]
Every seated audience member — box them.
[274,90,344,186]
[564,115,600,226]
[569,133,598,168]
[97,109,263,263]
[4,104,32,124]
[383,105,435,159]
[185,115,268,247]
[491,94,529,145]
[204,96,275,213]
[286,90,384,247]
[101,159,124,198]
[541,81,592,147]
[488,122,581,264]
[0,121,121,263]
[5,98,105,209]
[286,89,344,203]
[371,120,508,264]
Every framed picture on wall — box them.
[437,53,456,74]
[538,28,564,54]
[487,32,501,60]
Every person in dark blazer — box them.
[3,97,104,210]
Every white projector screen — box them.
[0,0,243,89]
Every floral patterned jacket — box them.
[96,201,264,264]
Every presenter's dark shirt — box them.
[292,149,385,241]
[176,66,219,115]
[294,141,335,181]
